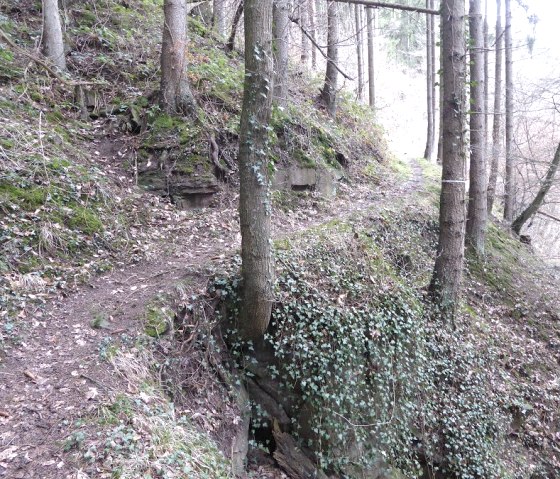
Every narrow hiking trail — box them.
[0,138,425,478]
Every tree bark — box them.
[512,142,560,235]
[355,4,364,100]
[319,1,339,116]
[213,0,226,37]
[42,0,67,71]
[273,0,290,106]
[504,0,514,221]
[307,0,317,69]
[430,1,436,155]
[466,0,487,255]
[300,0,310,65]
[423,0,434,160]
[226,0,244,52]
[366,7,375,109]
[487,0,503,214]
[436,5,443,163]
[483,0,489,140]
[429,0,467,316]
[160,0,196,115]
[238,0,275,340]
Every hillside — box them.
[1,2,560,479]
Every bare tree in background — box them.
[213,0,226,37]
[307,0,317,69]
[504,0,514,220]
[273,0,289,106]
[226,1,244,52]
[299,0,310,66]
[238,0,275,340]
[355,4,364,100]
[423,1,436,160]
[466,0,488,255]
[487,0,503,214]
[366,7,375,109]
[512,142,560,235]
[42,0,66,71]
[319,1,339,116]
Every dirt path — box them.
[0,147,424,478]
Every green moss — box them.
[144,304,173,338]
[0,138,14,149]
[68,206,104,235]
[0,183,47,209]
[294,148,316,169]
[48,158,72,171]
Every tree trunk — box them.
[273,0,289,106]
[483,0,489,140]
[319,1,339,116]
[355,4,364,100]
[213,0,226,37]
[436,6,443,163]
[366,7,375,109]
[42,0,66,71]
[238,0,275,341]
[512,142,560,235]
[429,0,467,316]
[300,0,310,65]
[430,1,436,155]
[226,0,244,52]
[466,0,487,255]
[160,0,196,115]
[487,0,503,214]
[307,0,317,69]
[503,0,514,221]
[423,0,434,160]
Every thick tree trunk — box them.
[504,0,514,221]
[423,0,434,160]
[226,0,244,52]
[366,7,375,109]
[307,0,317,69]
[238,0,275,340]
[213,0,226,37]
[429,0,467,316]
[42,0,66,71]
[273,0,289,106]
[487,0,503,214]
[160,0,196,115]
[319,1,339,116]
[354,5,364,100]
[436,6,443,163]
[512,142,560,235]
[466,0,487,255]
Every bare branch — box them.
[328,0,440,15]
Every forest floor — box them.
[0,125,424,479]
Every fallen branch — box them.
[289,16,354,81]
[0,27,106,88]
